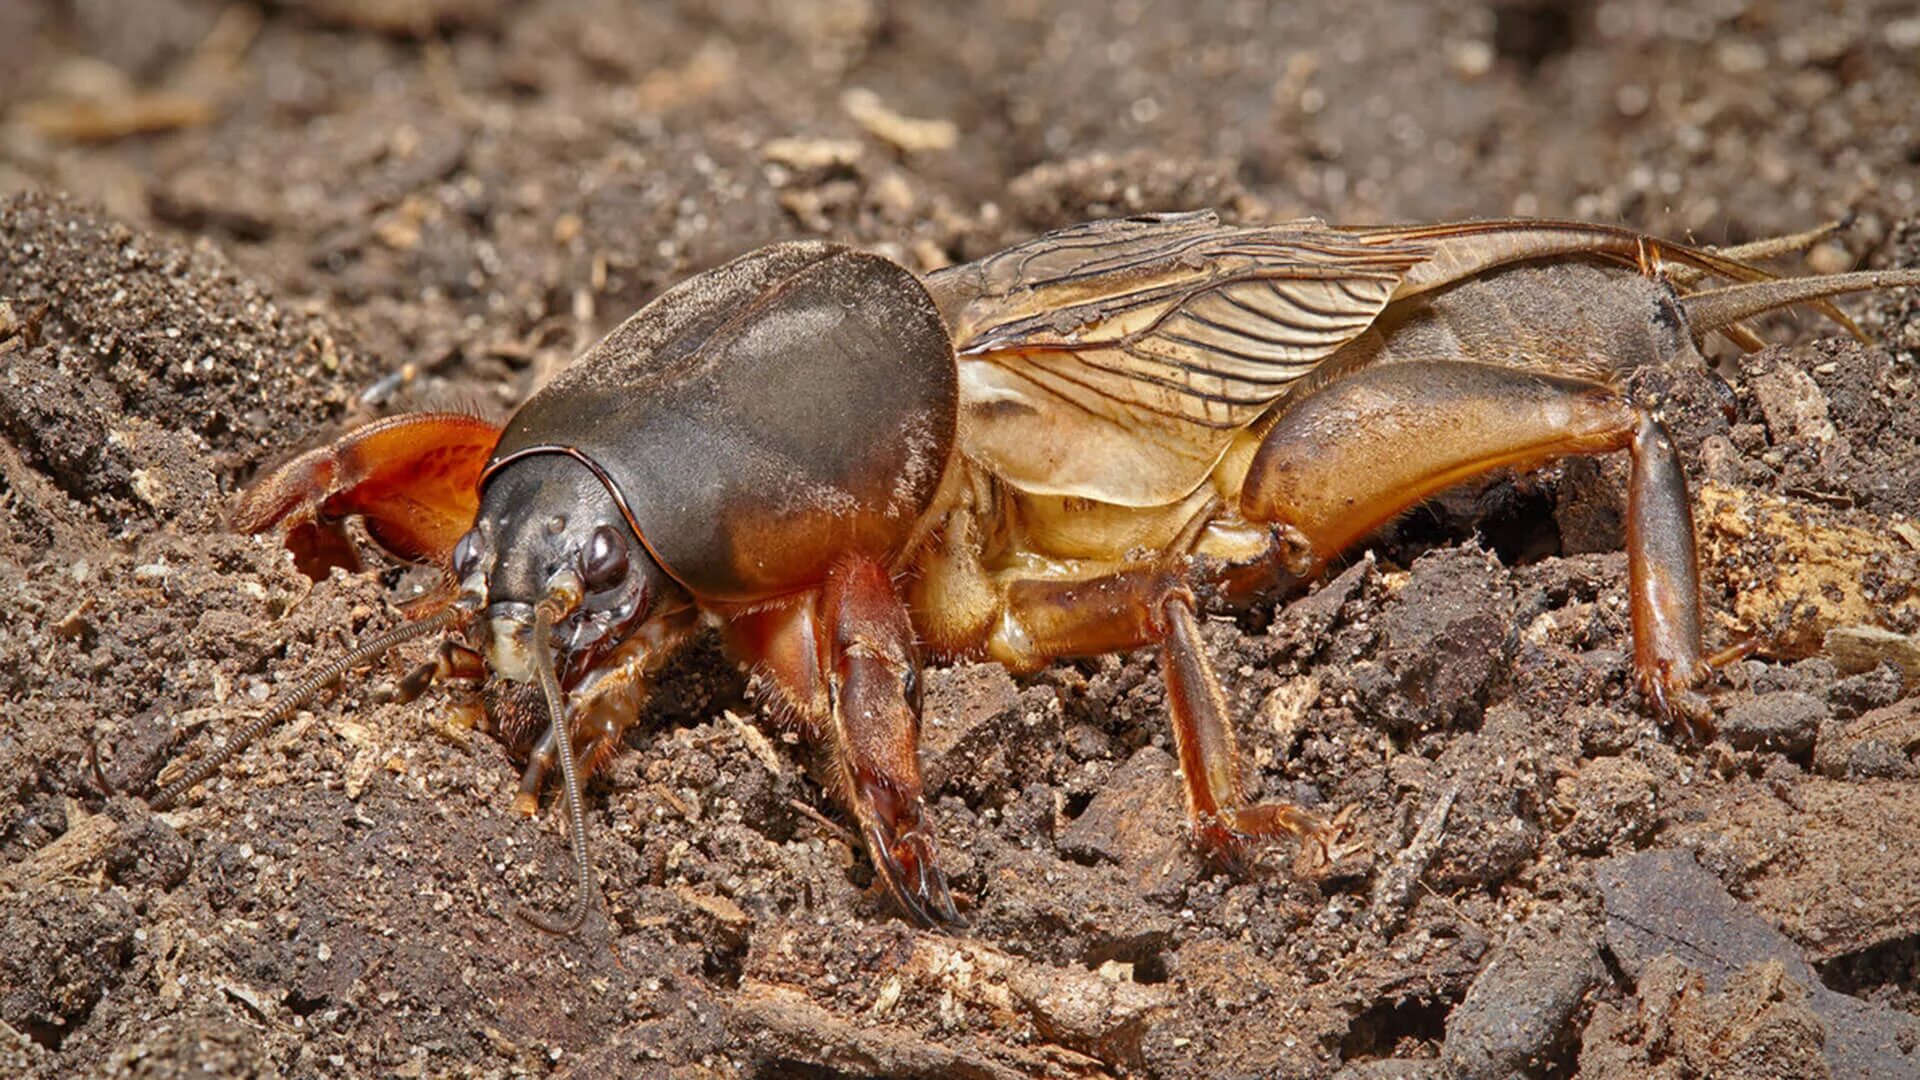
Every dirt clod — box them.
[1056,746,1195,898]
[1596,849,1920,1078]
[1718,690,1829,756]
[0,890,136,1052]
[1442,913,1603,1079]
[1578,958,1832,1080]
[1349,546,1516,733]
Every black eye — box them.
[581,525,629,590]
[901,664,921,712]
[452,531,482,578]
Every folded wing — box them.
[925,212,1427,505]
[925,211,1782,506]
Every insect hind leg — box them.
[1242,358,1718,732]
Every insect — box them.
[150,211,1920,930]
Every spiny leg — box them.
[1625,416,1711,732]
[991,567,1354,867]
[732,558,959,927]
[233,411,501,578]
[1159,591,1354,867]
[1242,358,1716,728]
[825,557,959,926]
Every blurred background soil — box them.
[3,1,1920,1076]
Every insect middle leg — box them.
[1241,358,1713,729]
[985,565,1356,867]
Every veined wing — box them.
[1336,216,1860,339]
[923,211,1431,506]
[921,212,1814,507]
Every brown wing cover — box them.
[489,242,956,602]
[924,211,1430,506]
[924,212,1784,507]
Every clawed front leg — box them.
[731,558,961,928]
[823,558,960,927]
[232,412,501,578]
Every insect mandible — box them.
[149,211,1920,930]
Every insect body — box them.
[154,212,1920,929]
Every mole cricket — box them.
[149,211,1920,930]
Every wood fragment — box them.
[1368,780,1460,933]
[0,800,116,891]
[1824,625,1920,689]
[842,88,958,153]
[13,94,215,141]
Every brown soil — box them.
[5,2,1920,1077]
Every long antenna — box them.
[149,608,456,811]
[511,599,595,935]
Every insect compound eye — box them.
[451,530,483,579]
[901,663,922,712]
[581,524,629,591]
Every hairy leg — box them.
[1243,358,1713,729]
[234,412,501,577]
[731,558,959,927]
